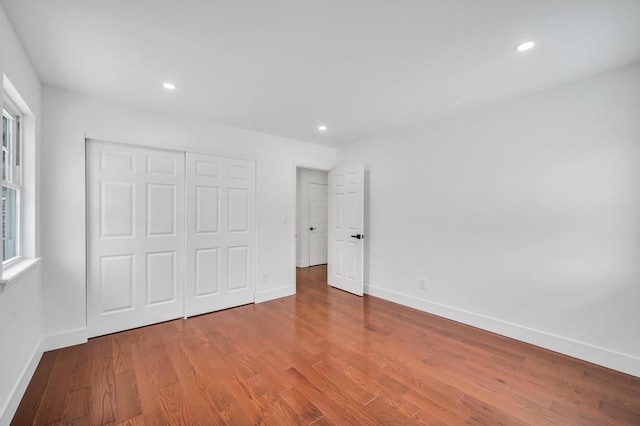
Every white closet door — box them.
[185,153,256,317]
[87,141,185,338]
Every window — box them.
[2,103,21,264]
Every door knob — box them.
[350,234,363,240]
[310,227,316,231]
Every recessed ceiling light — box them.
[515,41,535,52]
[163,82,176,90]
[318,125,328,132]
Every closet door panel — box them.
[87,141,185,337]
[185,153,255,317]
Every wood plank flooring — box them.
[13,265,640,425]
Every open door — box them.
[328,165,364,296]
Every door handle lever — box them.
[350,234,364,240]
[310,227,316,231]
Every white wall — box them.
[41,87,336,345]
[296,168,329,267]
[0,6,43,425]
[337,62,640,377]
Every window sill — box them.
[0,258,41,293]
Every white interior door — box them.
[328,165,364,296]
[87,141,185,338]
[309,183,327,266]
[185,153,256,317]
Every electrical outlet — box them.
[418,278,426,290]
[262,272,269,283]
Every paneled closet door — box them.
[185,153,256,317]
[87,141,185,338]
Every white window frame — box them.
[2,97,23,267]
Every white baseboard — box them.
[255,286,296,303]
[0,337,44,426]
[43,327,88,352]
[364,284,640,378]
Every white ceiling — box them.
[2,0,640,147]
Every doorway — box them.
[293,164,365,297]
[296,168,329,268]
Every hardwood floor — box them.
[14,265,640,425]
